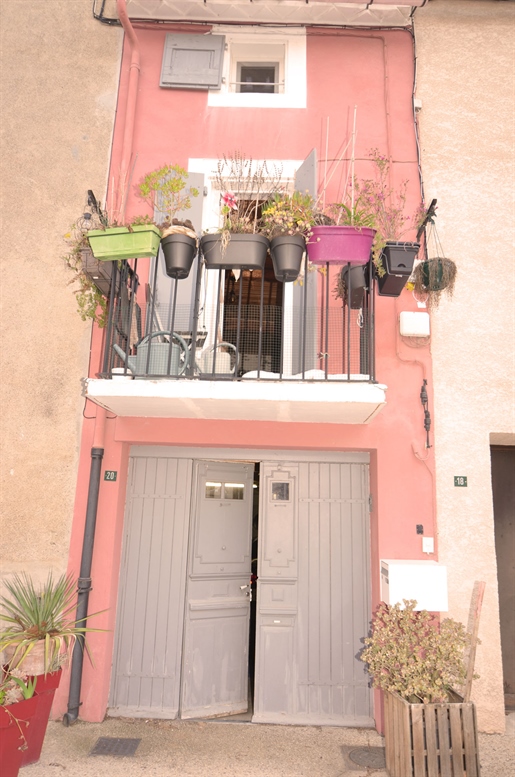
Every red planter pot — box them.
[0,695,39,777]
[306,225,375,266]
[20,670,62,766]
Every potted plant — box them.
[306,201,376,267]
[360,599,480,777]
[260,192,316,282]
[353,150,423,297]
[411,256,457,310]
[200,153,283,270]
[137,163,199,279]
[0,670,38,777]
[64,221,112,327]
[0,572,104,766]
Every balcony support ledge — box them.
[86,377,387,424]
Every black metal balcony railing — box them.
[100,251,376,383]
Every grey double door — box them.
[110,453,371,725]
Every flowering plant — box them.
[260,192,317,239]
[213,152,285,238]
[360,600,472,704]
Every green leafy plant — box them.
[0,572,105,674]
[0,670,37,707]
[360,599,472,704]
[63,229,108,327]
[412,256,457,310]
[349,150,425,275]
[137,163,199,228]
[330,202,376,229]
[260,192,317,239]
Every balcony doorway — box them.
[223,256,284,375]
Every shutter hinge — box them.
[368,494,373,512]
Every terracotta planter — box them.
[87,225,161,262]
[377,241,419,298]
[200,233,269,270]
[3,642,53,676]
[270,234,306,282]
[0,696,39,777]
[161,233,197,279]
[20,670,62,767]
[306,225,375,266]
[384,690,480,777]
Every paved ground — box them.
[20,713,515,777]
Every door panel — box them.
[181,461,254,719]
[254,460,372,726]
[109,456,192,718]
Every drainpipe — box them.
[63,428,105,725]
[64,2,140,724]
[115,0,141,220]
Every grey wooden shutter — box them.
[294,148,317,196]
[293,149,318,373]
[160,34,225,90]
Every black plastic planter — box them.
[340,263,367,309]
[201,233,269,270]
[161,233,198,279]
[270,234,306,282]
[377,241,420,297]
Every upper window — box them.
[160,28,306,109]
[209,28,306,108]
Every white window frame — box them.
[207,27,307,109]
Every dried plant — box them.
[412,257,457,310]
[360,600,472,704]
[213,152,285,237]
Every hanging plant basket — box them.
[377,241,420,298]
[80,247,118,297]
[270,234,306,282]
[306,225,375,266]
[161,232,198,280]
[200,233,269,271]
[87,225,161,262]
[418,257,455,292]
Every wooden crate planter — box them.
[384,691,480,777]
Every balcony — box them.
[86,251,387,424]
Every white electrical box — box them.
[399,311,430,337]
[380,560,448,612]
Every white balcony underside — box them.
[86,377,387,424]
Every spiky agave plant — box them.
[0,573,105,673]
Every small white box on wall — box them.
[380,559,448,611]
[399,311,430,337]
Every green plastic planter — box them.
[87,225,161,262]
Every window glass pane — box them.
[224,482,245,500]
[238,65,277,94]
[205,481,222,499]
[271,482,290,501]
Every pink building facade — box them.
[55,1,441,731]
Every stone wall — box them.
[414,0,515,732]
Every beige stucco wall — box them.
[0,1,122,582]
[414,0,515,732]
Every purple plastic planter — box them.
[306,225,375,266]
